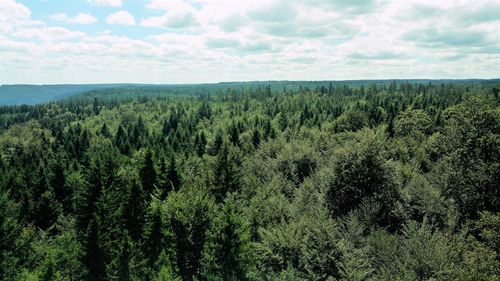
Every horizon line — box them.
[3,78,500,87]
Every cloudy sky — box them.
[0,0,499,84]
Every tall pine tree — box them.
[140,149,157,194]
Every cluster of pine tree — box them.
[0,82,499,280]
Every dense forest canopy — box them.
[0,81,499,280]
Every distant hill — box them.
[2,80,499,105]
[68,79,500,102]
[0,84,132,105]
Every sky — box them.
[0,0,499,84]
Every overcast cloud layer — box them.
[1,0,499,84]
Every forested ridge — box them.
[1,81,499,280]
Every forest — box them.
[0,81,499,280]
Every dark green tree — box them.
[93,98,100,115]
[142,198,165,269]
[49,155,71,212]
[99,123,112,139]
[166,154,181,192]
[32,166,61,230]
[212,143,240,202]
[83,216,106,281]
[124,178,147,242]
[325,130,400,227]
[165,188,215,281]
[229,123,240,146]
[113,125,130,155]
[251,129,260,148]
[210,130,224,156]
[202,197,253,280]
[334,109,368,133]
[140,149,157,194]
[116,234,132,281]
[195,131,207,157]
[0,191,20,279]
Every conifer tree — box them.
[99,123,112,139]
[167,154,181,192]
[114,125,130,155]
[202,197,252,280]
[84,216,106,281]
[116,234,132,281]
[143,198,165,269]
[124,178,147,242]
[229,123,240,146]
[195,131,207,157]
[165,188,215,281]
[210,130,224,156]
[140,149,157,194]
[32,166,61,230]
[213,143,239,202]
[157,158,169,199]
[93,98,100,115]
[50,155,71,212]
[251,129,260,148]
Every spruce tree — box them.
[32,166,61,230]
[140,149,157,194]
[213,143,239,202]
[143,198,164,269]
[251,129,260,148]
[195,131,207,157]
[84,216,105,281]
[99,123,112,138]
[210,130,224,156]
[167,154,181,192]
[229,123,239,146]
[113,125,129,155]
[202,198,252,280]
[117,234,132,281]
[50,155,71,212]
[124,178,147,242]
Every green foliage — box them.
[140,149,157,194]
[435,97,500,220]
[471,211,500,254]
[166,154,181,192]
[0,190,20,279]
[324,129,400,227]
[212,143,241,202]
[397,165,454,228]
[202,196,254,280]
[163,188,216,280]
[394,109,432,138]
[123,176,147,241]
[255,205,341,280]
[334,109,368,133]
[83,216,106,281]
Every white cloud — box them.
[50,13,69,21]
[146,0,196,13]
[12,27,86,41]
[50,13,98,25]
[0,0,31,20]
[140,13,198,29]
[87,0,122,7]
[0,0,32,34]
[106,11,136,26]
[141,0,199,29]
[0,38,38,53]
[70,13,98,24]
[2,0,500,84]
